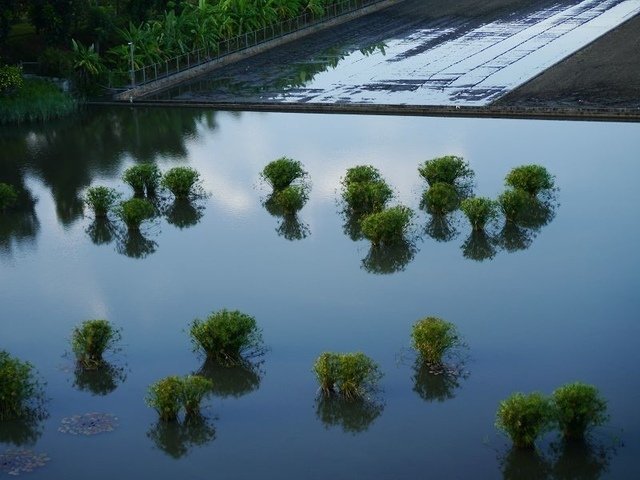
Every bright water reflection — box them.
[0,108,639,479]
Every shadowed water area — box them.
[1,107,639,478]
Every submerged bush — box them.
[0,182,18,211]
[411,317,460,365]
[190,309,263,364]
[71,319,122,369]
[505,165,555,196]
[422,182,459,214]
[122,164,161,196]
[261,157,307,191]
[361,205,413,246]
[418,155,474,186]
[460,197,498,231]
[83,186,120,218]
[180,375,213,417]
[147,376,183,422]
[341,166,393,214]
[0,351,45,420]
[496,392,554,449]
[498,189,530,223]
[161,167,201,199]
[116,198,155,231]
[313,352,382,401]
[552,382,608,440]
[272,185,309,214]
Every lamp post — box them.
[128,42,135,87]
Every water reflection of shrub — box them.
[263,192,310,241]
[0,190,39,258]
[424,214,459,243]
[196,359,262,399]
[361,239,417,274]
[461,230,497,262]
[411,361,466,403]
[0,416,45,447]
[116,230,158,259]
[86,218,116,245]
[147,416,216,459]
[496,222,534,253]
[165,199,204,230]
[315,397,383,434]
[72,362,127,396]
[499,448,550,480]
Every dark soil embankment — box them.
[496,13,640,108]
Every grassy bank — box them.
[0,78,77,124]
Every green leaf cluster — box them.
[190,309,263,364]
[313,352,383,401]
[0,64,23,94]
[411,317,460,365]
[146,375,212,421]
[460,197,498,231]
[552,382,608,440]
[261,157,307,192]
[341,165,393,214]
[270,185,308,215]
[505,165,555,196]
[418,155,474,187]
[71,319,122,369]
[161,166,201,199]
[422,182,459,214]
[0,351,44,421]
[83,186,121,218]
[498,188,530,223]
[0,182,18,211]
[360,205,413,246]
[496,392,554,449]
[116,197,155,230]
[122,163,162,196]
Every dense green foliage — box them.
[147,375,213,421]
[71,319,122,369]
[418,155,474,186]
[422,182,459,214]
[0,351,44,420]
[83,186,120,218]
[411,317,460,365]
[0,78,77,124]
[181,375,214,417]
[498,189,530,223]
[313,352,382,401]
[0,64,22,93]
[271,185,308,214]
[552,382,608,440]
[0,182,18,211]
[122,163,161,196]
[341,165,393,214]
[116,198,155,230]
[161,166,201,199]
[460,197,498,231]
[505,165,555,196]
[496,392,554,449]
[261,157,307,192]
[360,205,413,246]
[190,309,263,364]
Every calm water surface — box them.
[1,108,639,479]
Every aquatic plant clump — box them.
[505,164,555,196]
[0,351,45,421]
[460,197,498,231]
[422,182,459,214]
[0,182,18,211]
[180,375,213,417]
[272,185,309,215]
[116,198,155,231]
[411,317,461,365]
[495,392,554,449]
[58,412,118,435]
[0,449,50,476]
[161,167,201,199]
[261,157,307,192]
[71,319,122,369]
[83,186,120,218]
[552,382,608,440]
[360,205,413,246]
[498,189,530,223]
[190,309,263,364]
[147,376,183,422]
[313,352,383,401]
[122,163,161,196]
[418,155,474,186]
[342,165,385,187]
[341,166,393,214]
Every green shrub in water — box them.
[261,157,307,191]
[122,164,161,196]
[552,382,608,440]
[181,375,213,417]
[272,185,308,214]
[342,165,385,187]
[498,189,530,223]
[505,165,555,196]
[161,167,201,199]
[460,197,498,231]
[83,186,120,218]
[496,392,554,449]
[116,198,155,231]
[313,352,382,401]
[0,182,18,211]
[411,317,460,365]
[71,319,122,369]
[0,351,45,420]
[341,166,393,214]
[418,155,474,186]
[190,309,263,364]
[147,376,183,422]
[422,182,459,214]
[360,205,413,246]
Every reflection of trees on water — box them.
[315,396,383,434]
[165,199,205,230]
[0,416,45,447]
[86,218,116,246]
[424,214,459,243]
[0,196,39,259]
[196,359,262,399]
[361,240,417,274]
[115,230,158,259]
[263,193,310,241]
[499,448,550,480]
[147,416,216,459]
[461,230,497,262]
[73,361,127,396]
[412,361,465,403]
[496,222,533,253]
[342,209,366,241]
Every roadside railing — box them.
[109,0,388,89]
